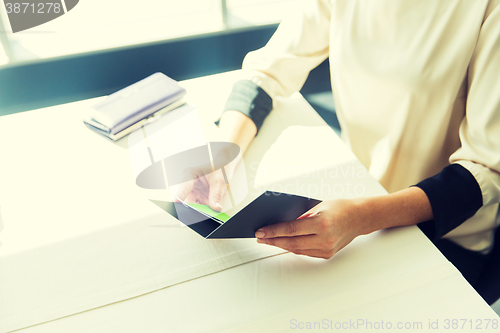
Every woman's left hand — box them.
[255,199,369,259]
[255,187,433,259]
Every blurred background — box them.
[0,0,338,134]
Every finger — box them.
[289,249,336,260]
[297,213,312,220]
[190,178,210,204]
[257,237,336,259]
[257,234,321,251]
[257,233,336,252]
[297,204,322,219]
[297,211,321,220]
[185,191,208,205]
[173,180,195,202]
[208,172,227,212]
[255,217,317,239]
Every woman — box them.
[177,0,500,303]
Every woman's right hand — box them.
[174,167,229,212]
[174,109,257,212]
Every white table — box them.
[0,71,498,333]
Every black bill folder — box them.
[151,191,321,239]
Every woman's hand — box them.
[174,167,228,212]
[255,199,368,259]
[255,187,433,259]
[173,110,257,212]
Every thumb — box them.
[208,176,227,212]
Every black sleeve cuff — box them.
[415,163,483,241]
[218,80,273,134]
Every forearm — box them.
[218,110,257,155]
[356,187,434,235]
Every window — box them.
[0,0,300,66]
[226,0,301,27]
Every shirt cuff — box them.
[415,163,483,241]
[218,80,273,134]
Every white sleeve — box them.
[240,0,332,99]
[450,0,500,209]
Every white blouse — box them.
[237,0,500,253]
